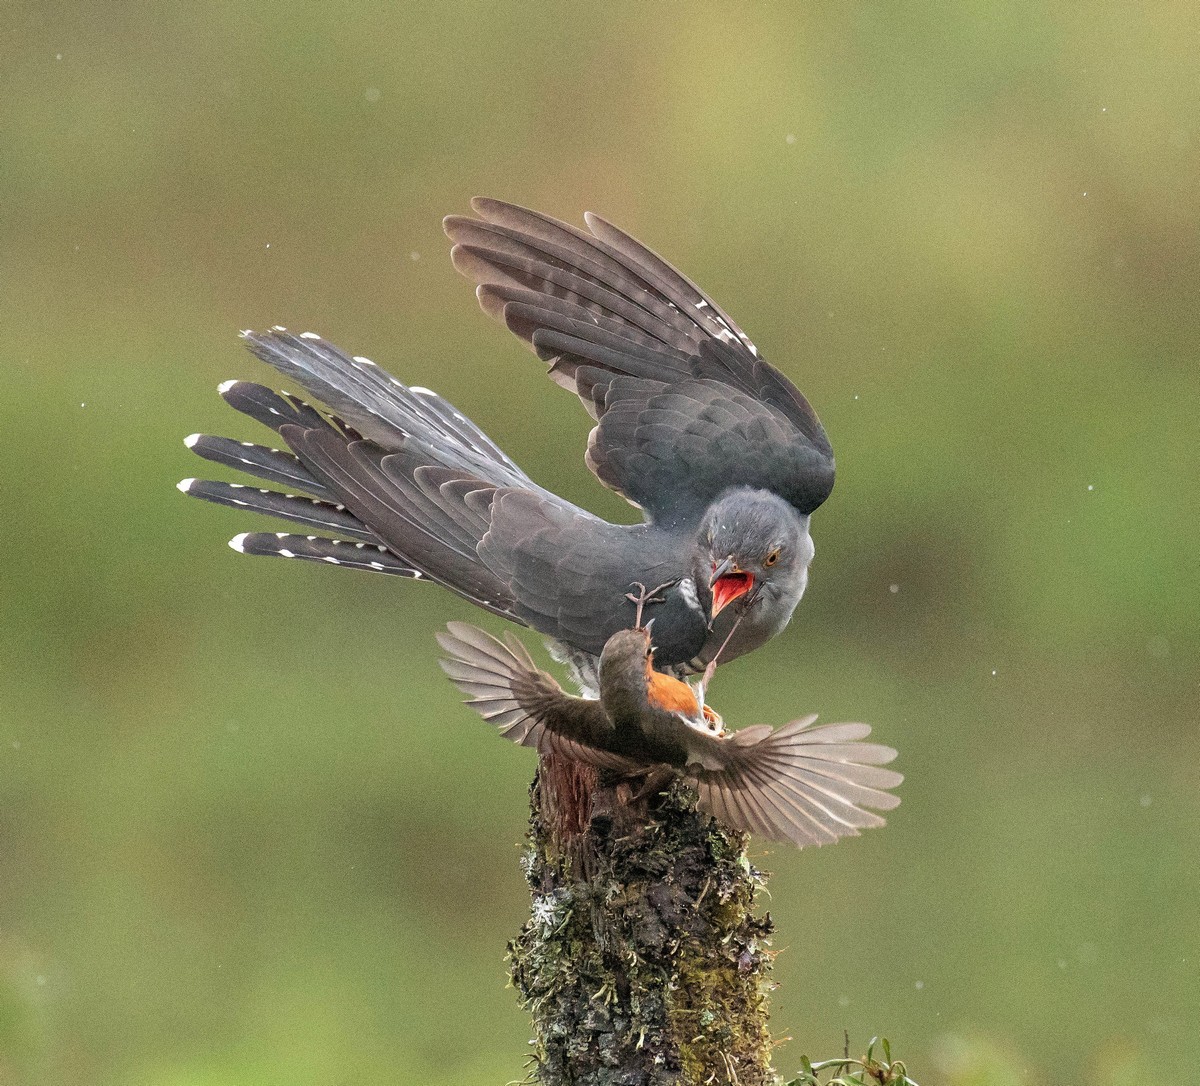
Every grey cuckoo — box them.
[179,199,836,681]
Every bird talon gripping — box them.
[624,579,676,629]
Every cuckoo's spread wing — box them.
[445,199,835,523]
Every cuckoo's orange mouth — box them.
[710,571,754,617]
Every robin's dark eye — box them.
[764,549,780,567]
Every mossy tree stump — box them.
[509,755,776,1085]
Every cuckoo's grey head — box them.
[695,488,814,618]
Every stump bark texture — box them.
[508,755,776,1085]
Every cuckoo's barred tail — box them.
[179,330,544,622]
[176,478,376,540]
[238,328,534,486]
[690,717,902,849]
[229,532,425,575]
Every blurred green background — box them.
[3,3,1197,1084]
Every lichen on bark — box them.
[508,754,776,1085]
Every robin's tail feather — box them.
[437,624,635,769]
[688,717,902,850]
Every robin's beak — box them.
[709,556,754,618]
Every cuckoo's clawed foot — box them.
[625,580,677,629]
[624,576,681,628]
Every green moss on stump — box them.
[509,762,776,1085]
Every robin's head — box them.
[696,488,814,618]
[598,626,655,719]
[601,626,654,675]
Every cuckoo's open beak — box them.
[709,556,754,618]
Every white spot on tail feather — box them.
[218,379,239,394]
[411,386,436,396]
[229,534,248,553]
[300,331,321,340]
[176,478,196,493]
[184,433,201,449]
[279,549,295,559]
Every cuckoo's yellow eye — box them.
[764,549,780,567]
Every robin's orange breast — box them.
[645,670,702,717]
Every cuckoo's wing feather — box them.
[436,623,638,770]
[445,199,834,520]
[687,715,902,849]
[580,368,834,521]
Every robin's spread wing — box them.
[445,199,835,522]
[683,716,902,849]
[437,623,640,771]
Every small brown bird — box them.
[437,622,902,849]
